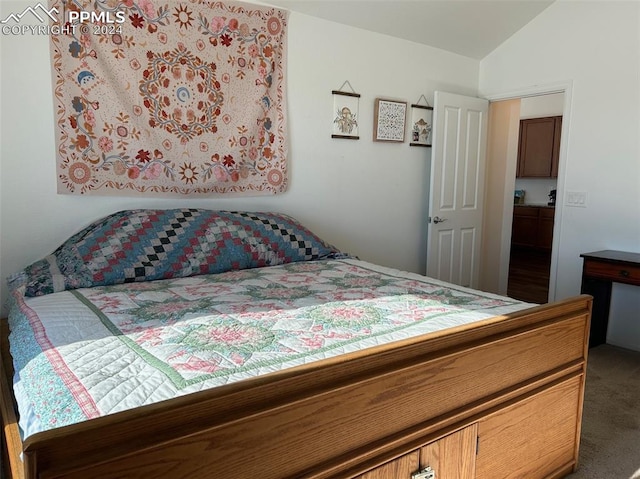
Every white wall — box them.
[0,3,479,314]
[520,93,564,119]
[480,0,640,350]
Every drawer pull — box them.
[620,270,630,277]
[412,466,435,479]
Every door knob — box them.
[432,216,447,224]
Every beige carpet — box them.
[567,345,640,479]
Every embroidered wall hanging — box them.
[51,0,289,196]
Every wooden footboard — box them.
[1,295,591,479]
[1,318,24,479]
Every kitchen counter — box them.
[514,203,555,208]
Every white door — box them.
[426,91,489,288]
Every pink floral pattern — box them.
[51,0,288,196]
[73,259,519,386]
[11,259,526,435]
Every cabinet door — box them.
[419,424,478,479]
[511,207,539,247]
[355,425,477,479]
[537,208,555,249]
[476,376,582,479]
[355,452,419,479]
[517,117,559,178]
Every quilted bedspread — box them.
[9,259,527,440]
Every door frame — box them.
[484,80,573,302]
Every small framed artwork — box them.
[409,104,434,147]
[373,98,407,142]
[332,90,360,140]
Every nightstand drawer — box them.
[583,260,640,285]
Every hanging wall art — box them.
[373,98,407,142]
[51,0,289,196]
[409,106,434,147]
[331,81,360,140]
[409,95,433,147]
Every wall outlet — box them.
[566,191,587,207]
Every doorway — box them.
[507,95,563,303]
[480,84,571,304]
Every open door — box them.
[426,91,489,288]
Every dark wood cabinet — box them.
[538,208,555,249]
[512,206,555,249]
[511,207,539,247]
[517,116,562,178]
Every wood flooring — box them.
[507,245,551,304]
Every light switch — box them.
[566,191,587,207]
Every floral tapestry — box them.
[51,0,288,196]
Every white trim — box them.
[483,80,574,303]
[483,81,572,102]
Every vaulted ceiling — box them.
[267,0,555,59]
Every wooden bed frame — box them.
[1,295,592,479]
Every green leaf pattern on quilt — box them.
[71,260,517,388]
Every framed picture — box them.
[373,98,407,142]
[332,90,360,140]
[409,104,434,147]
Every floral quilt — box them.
[50,0,288,196]
[9,259,526,439]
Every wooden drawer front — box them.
[476,375,582,479]
[583,260,640,285]
[513,206,539,217]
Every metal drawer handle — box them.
[412,466,435,479]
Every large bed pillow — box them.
[8,209,343,297]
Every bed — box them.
[0,209,592,479]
